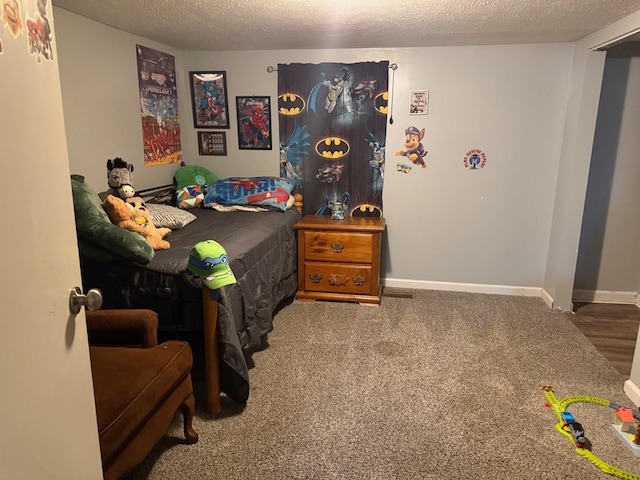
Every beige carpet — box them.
[125,290,640,479]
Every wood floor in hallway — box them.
[567,302,640,377]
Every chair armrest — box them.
[85,309,158,348]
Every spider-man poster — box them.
[236,96,272,150]
[278,61,389,217]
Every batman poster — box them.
[278,61,389,217]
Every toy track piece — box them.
[544,390,640,479]
[558,395,610,411]
[555,422,574,442]
[543,389,563,420]
[578,449,640,480]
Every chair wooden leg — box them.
[202,288,222,414]
[181,391,199,444]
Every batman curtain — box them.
[278,61,388,217]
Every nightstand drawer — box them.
[303,262,373,295]
[295,215,385,305]
[302,231,374,264]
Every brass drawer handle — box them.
[309,273,322,284]
[329,274,349,287]
[331,242,344,253]
[353,275,366,286]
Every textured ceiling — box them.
[51,0,640,51]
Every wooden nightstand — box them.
[294,215,386,305]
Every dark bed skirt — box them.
[79,207,301,404]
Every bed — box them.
[73,174,302,413]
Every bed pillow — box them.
[174,165,219,190]
[204,176,295,212]
[176,185,205,209]
[70,175,155,263]
[207,193,295,212]
[146,203,197,229]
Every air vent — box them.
[382,288,414,299]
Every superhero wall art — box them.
[277,61,389,217]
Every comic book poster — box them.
[136,44,181,166]
[278,61,388,217]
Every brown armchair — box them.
[86,309,198,480]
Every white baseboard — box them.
[541,288,554,309]
[572,289,638,305]
[624,379,640,406]
[383,278,542,298]
[383,280,640,309]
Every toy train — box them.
[561,411,589,448]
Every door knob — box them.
[69,286,103,315]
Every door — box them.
[0,11,103,480]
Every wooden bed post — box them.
[294,193,303,213]
[202,288,221,414]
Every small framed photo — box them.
[198,131,227,156]
[410,90,429,115]
[189,71,230,128]
[236,96,272,150]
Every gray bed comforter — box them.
[83,207,300,403]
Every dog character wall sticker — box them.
[396,126,427,173]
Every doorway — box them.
[571,41,640,375]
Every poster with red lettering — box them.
[136,44,182,166]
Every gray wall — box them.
[535,9,640,311]
[53,7,640,307]
[54,9,184,192]
[181,45,571,294]
[573,57,640,303]
[541,43,606,310]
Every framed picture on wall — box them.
[410,90,429,115]
[189,71,230,128]
[197,131,227,155]
[236,96,272,150]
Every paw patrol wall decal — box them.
[463,149,487,169]
[395,126,427,173]
[396,163,412,174]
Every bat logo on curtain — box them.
[351,204,383,217]
[278,93,306,116]
[374,92,389,115]
[315,137,350,159]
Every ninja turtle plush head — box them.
[183,240,236,290]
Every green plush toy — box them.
[71,175,154,263]
[173,165,219,190]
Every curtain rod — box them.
[266,63,398,73]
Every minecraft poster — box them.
[136,44,182,166]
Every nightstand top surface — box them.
[295,215,385,232]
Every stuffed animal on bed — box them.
[103,157,136,200]
[102,194,171,250]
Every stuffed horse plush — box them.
[105,157,136,200]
